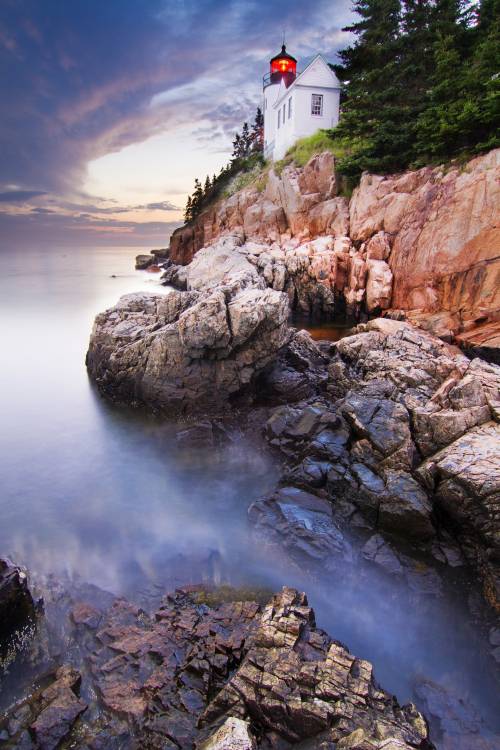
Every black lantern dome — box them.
[267,44,297,87]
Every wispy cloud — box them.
[0,0,353,244]
[0,190,48,202]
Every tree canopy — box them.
[334,0,499,176]
[184,107,264,223]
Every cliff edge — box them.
[166,149,500,359]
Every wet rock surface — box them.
[250,319,500,610]
[0,558,37,658]
[0,587,436,749]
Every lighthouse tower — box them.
[262,44,341,161]
[263,44,297,157]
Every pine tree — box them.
[241,122,251,156]
[232,133,242,160]
[414,0,499,160]
[204,175,211,195]
[251,107,264,152]
[184,195,193,224]
[190,178,203,218]
[335,0,403,175]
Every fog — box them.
[0,246,498,742]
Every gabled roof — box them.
[273,54,340,109]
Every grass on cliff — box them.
[273,129,366,196]
[221,153,269,198]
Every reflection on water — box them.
[291,314,354,342]
[0,246,498,737]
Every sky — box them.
[0,0,354,248]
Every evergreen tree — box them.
[232,132,242,160]
[415,0,499,160]
[241,122,252,155]
[251,107,264,152]
[190,178,203,218]
[204,175,211,195]
[334,0,403,174]
[184,195,193,224]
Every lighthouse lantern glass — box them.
[271,58,296,76]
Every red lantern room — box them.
[266,44,297,88]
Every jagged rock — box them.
[0,558,36,652]
[248,487,347,563]
[198,717,256,749]
[30,667,87,750]
[252,320,500,608]
[70,602,102,630]
[1,587,433,748]
[258,330,329,404]
[86,283,291,414]
[1,667,87,750]
[165,149,499,354]
[351,151,500,343]
[135,253,155,270]
[200,588,432,749]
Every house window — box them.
[311,93,323,116]
[278,109,281,128]
[282,104,286,123]
[288,98,292,119]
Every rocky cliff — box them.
[166,149,500,358]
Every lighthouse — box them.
[263,44,341,162]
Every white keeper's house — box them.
[263,44,341,161]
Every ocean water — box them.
[0,245,498,740]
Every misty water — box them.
[0,246,498,742]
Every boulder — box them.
[417,421,500,608]
[249,486,347,563]
[365,259,393,312]
[199,717,256,750]
[379,470,435,540]
[135,253,154,270]
[0,558,36,652]
[86,284,291,414]
[186,236,262,293]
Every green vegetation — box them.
[184,108,264,223]
[333,0,500,178]
[276,130,346,169]
[192,584,274,607]
[222,157,268,198]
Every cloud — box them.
[0,0,354,242]
[0,189,48,202]
[0,207,181,247]
[142,200,181,211]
